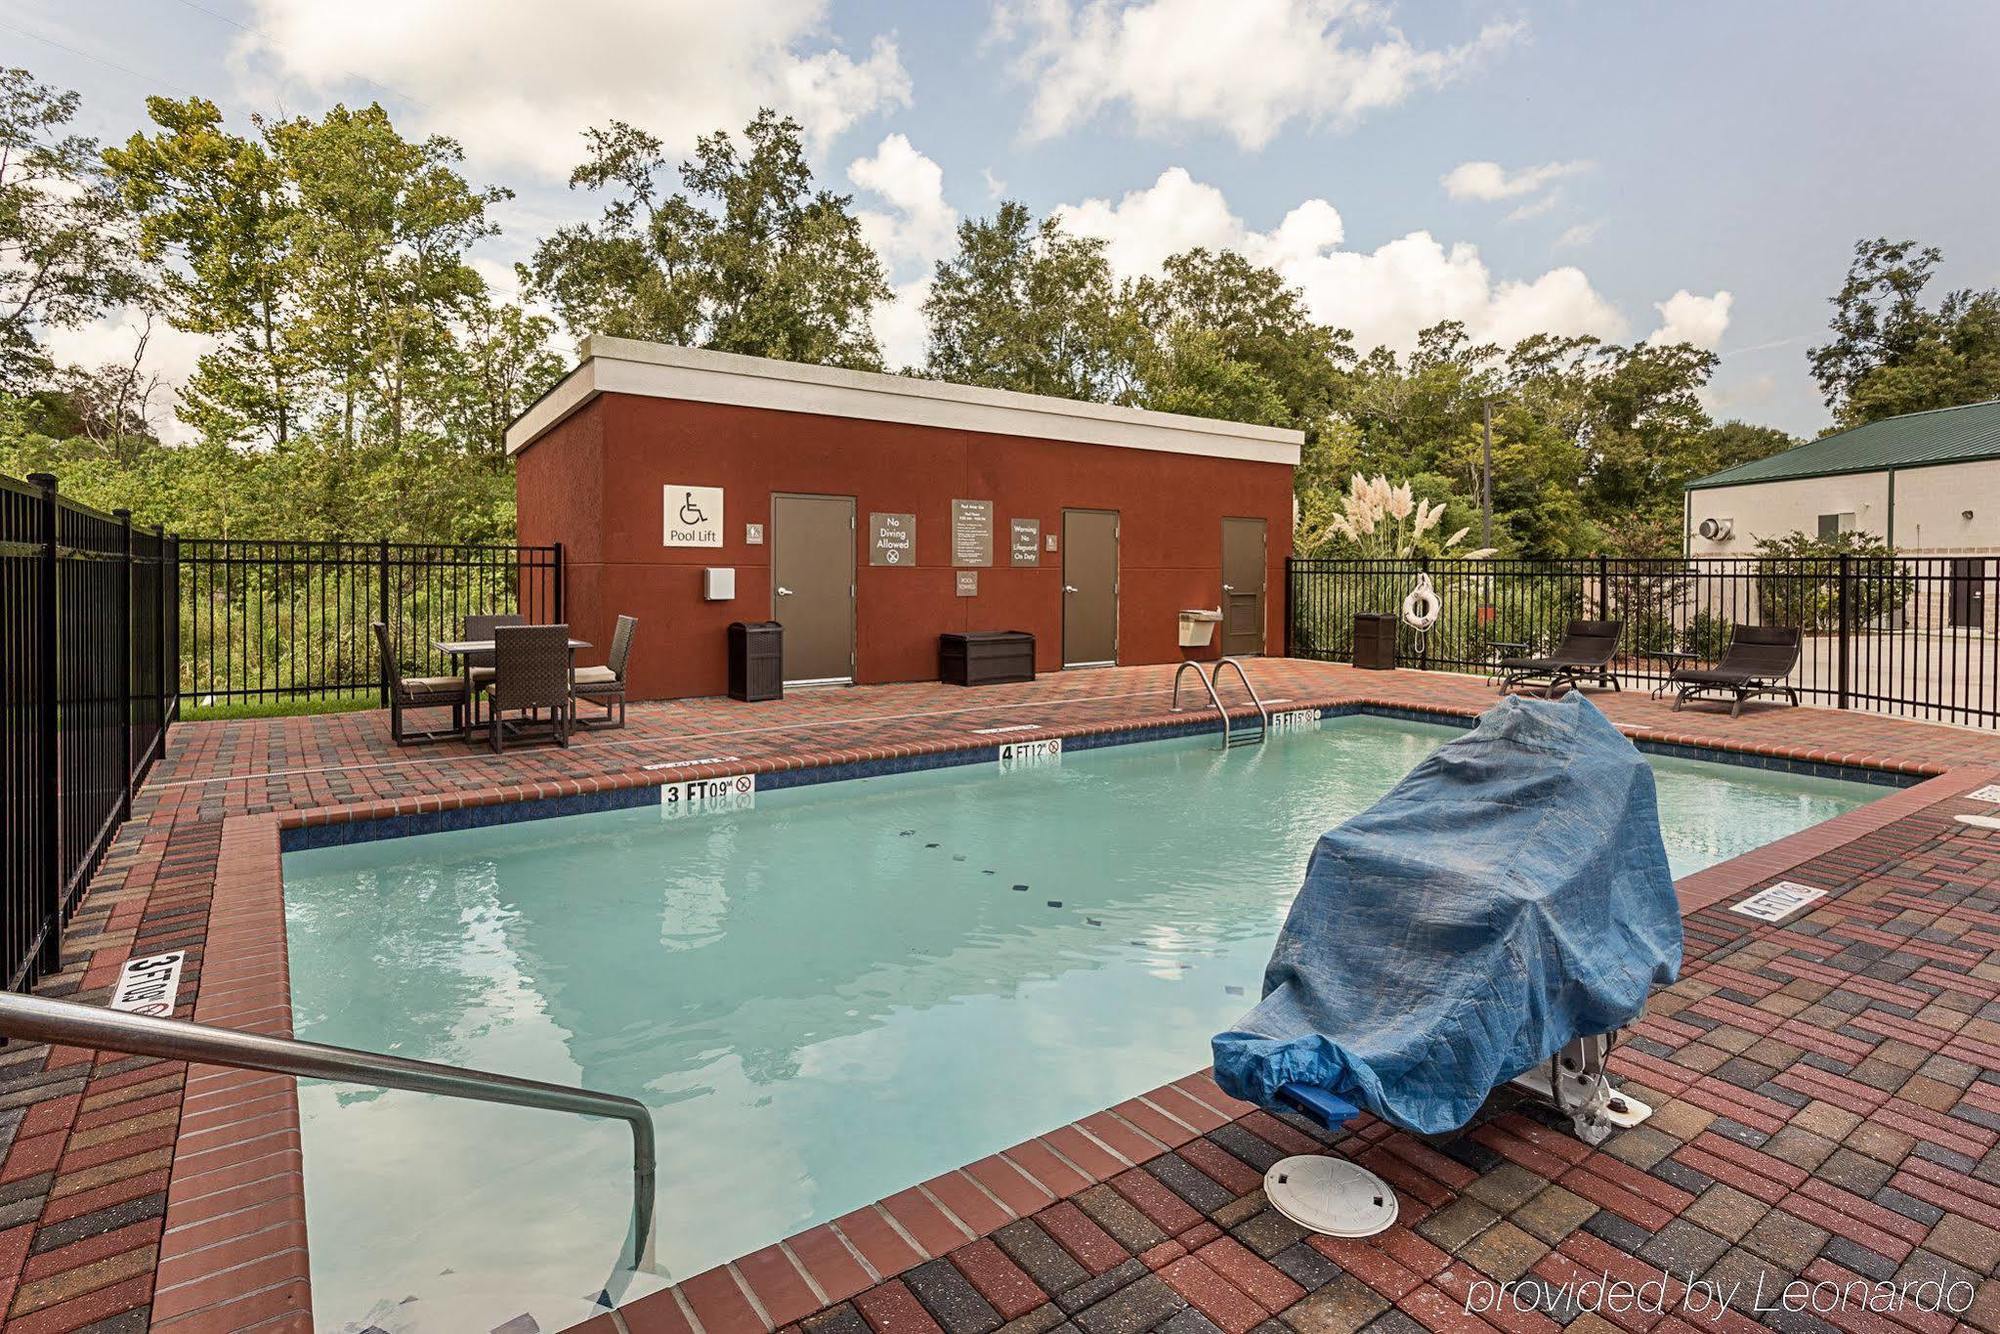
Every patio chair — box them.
[573,614,636,729]
[1670,624,1802,718]
[372,621,465,745]
[463,612,525,725]
[1496,620,1624,696]
[480,624,574,753]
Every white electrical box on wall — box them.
[704,567,736,601]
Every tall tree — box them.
[0,69,142,391]
[1808,237,2000,426]
[104,96,299,445]
[526,109,889,369]
[265,104,503,449]
[1125,248,1351,431]
[922,202,1138,400]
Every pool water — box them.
[282,716,1874,1331]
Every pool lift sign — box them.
[1730,880,1827,922]
[661,772,757,819]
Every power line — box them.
[164,0,432,111]
[0,16,205,100]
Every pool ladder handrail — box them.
[0,990,655,1268]
[1171,657,1270,749]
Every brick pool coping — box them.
[6,660,2000,1330]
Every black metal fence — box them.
[1,474,179,992]
[178,539,563,707]
[1289,555,2000,728]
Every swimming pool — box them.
[282,714,1876,1331]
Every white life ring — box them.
[1401,573,1441,632]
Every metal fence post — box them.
[1837,553,1852,711]
[1596,554,1609,621]
[115,510,134,820]
[28,474,60,974]
[377,537,391,708]
[1283,556,1294,659]
[553,541,565,625]
[155,525,169,731]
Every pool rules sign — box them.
[664,485,724,547]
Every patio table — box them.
[435,637,590,739]
[1647,649,1696,698]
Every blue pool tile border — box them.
[278,702,1914,853]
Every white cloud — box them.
[41,310,214,444]
[847,137,959,371]
[237,0,912,177]
[849,135,958,271]
[1054,167,1630,354]
[1647,289,1734,351]
[1441,159,1590,202]
[871,280,933,372]
[997,0,1520,148]
[1555,220,1602,249]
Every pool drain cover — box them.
[1264,1156,1398,1238]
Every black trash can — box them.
[1352,612,1397,670]
[729,621,784,701]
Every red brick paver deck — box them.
[0,660,1997,1332]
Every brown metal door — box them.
[771,494,855,684]
[1062,509,1118,667]
[1221,517,1267,656]
[1950,559,1986,629]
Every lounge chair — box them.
[1496,620,1624,695]
[1670,624,1802,717]
[573,614,636,730]
[480,624,573,753]
[463,612,525,725]
[372,622,465,745]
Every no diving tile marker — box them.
[1966,784,2000,803]
[110,951,185,1016]
[1730,880,1828,922]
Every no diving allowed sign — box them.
[661,773,757,818]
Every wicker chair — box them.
[481,624,573,753]
[463,612,525,725]
[573,615,637,729]
[372,622,465,745]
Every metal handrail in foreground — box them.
[0,991,655,1267]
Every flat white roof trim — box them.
[505,337,1303,466]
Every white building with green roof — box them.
[1684,400,2000,565]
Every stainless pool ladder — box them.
[0,990,656,1268]
[1171,657,1271,750]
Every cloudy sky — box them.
[13,0,2000,437]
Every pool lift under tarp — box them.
[1213,693,1684,1238]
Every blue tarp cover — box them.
[1212,693,1683,1134]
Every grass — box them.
[179,690,379,722]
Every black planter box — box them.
[728,621,784,701]
[1352,613,1397,671]
[940,631,1036,686]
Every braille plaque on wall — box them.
[869,512,916,566]
[1010,518,1040,567]
[952,499,993,567]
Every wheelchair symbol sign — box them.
[663,484,724,547]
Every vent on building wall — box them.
[1697,516,1734,542]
